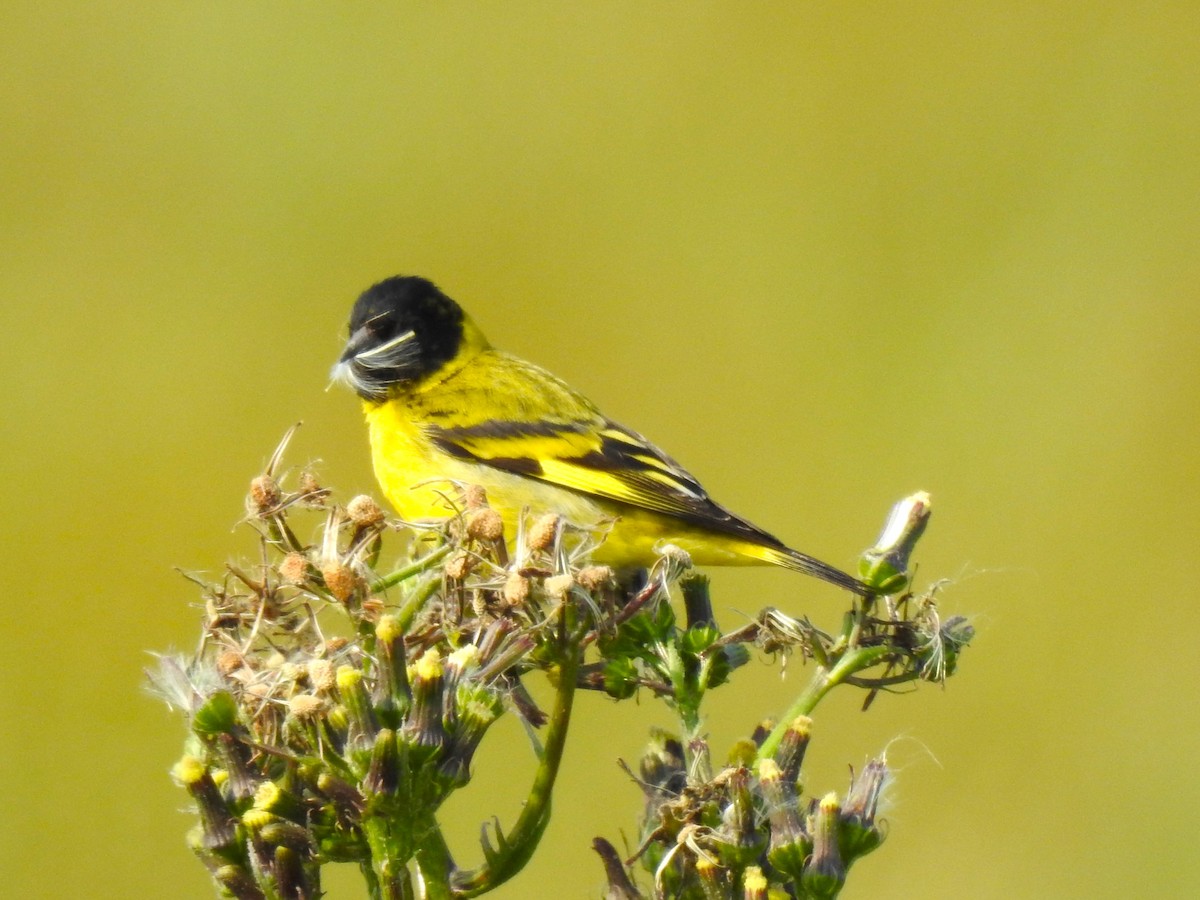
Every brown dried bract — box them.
[467,507,504,542]
[346,495,385,528]
[527,513,560,551]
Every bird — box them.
[331,275,869,595]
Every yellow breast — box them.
[364,399,608,536]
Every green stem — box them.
[359,856,414,900]
[757,645,894,760]
[362,802,416,900]
[395,573,444,633]
[371,544,452,594]
[451,626,582,897]
[415,819,454,900]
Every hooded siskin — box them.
[332,275,868,595]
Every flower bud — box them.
[336,665,378,756]
[858,491,931,593]
[252,780,304,824]
[680,572,714,628]
[440,683,503,786]
[840,758,889,860]
[696,855,727,899]
[316,772,364,824]
[750,718,775,748]
[241,806,275,833]
[758,758,807,880]
[742,865,767,900]
[774,715,812,787]
[371,614,410,726]
[172,755,237,851]
[273,844,309,899]
[639,729,687,801]
[403,648,447,763]
[216,732,257,801]
[592,837,641,900]
[212,864,260,900]
[192,690,239,737]
[718,767,763,867]
[475,616,515,665]
[441,643,480,732]
[364,729,402,796]
[802,793,845,899]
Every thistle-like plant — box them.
[152,431,971,899]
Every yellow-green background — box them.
[3,4,1197,898]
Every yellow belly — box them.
[364,400,766,570]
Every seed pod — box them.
[346,495,385,527]
[527,513,560,551]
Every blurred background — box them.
[2,4,1197,897]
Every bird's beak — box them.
[327,325,375,391]
[328,326,417,395]
[338,324,379,364]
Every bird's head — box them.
[332,275,484,401]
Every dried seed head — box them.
[575,565,614,593]
[324,636,349,654]
[544,574,574,600]
[466,507,504,542]
[278,552,309,585]
[346,495,385,528]
[307,659,336,693]
[248,475,282,514]
[527,513,560,551]
[321,561,357,602]
[287,693,326,720]
[244,680,272,701]
[445,550,472,580]
[463,484,488,510]
[216,650,245,676]
[659,543,694,572]
[361,596,384,621]
[503,571,531,606]
[298,470,322,496]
